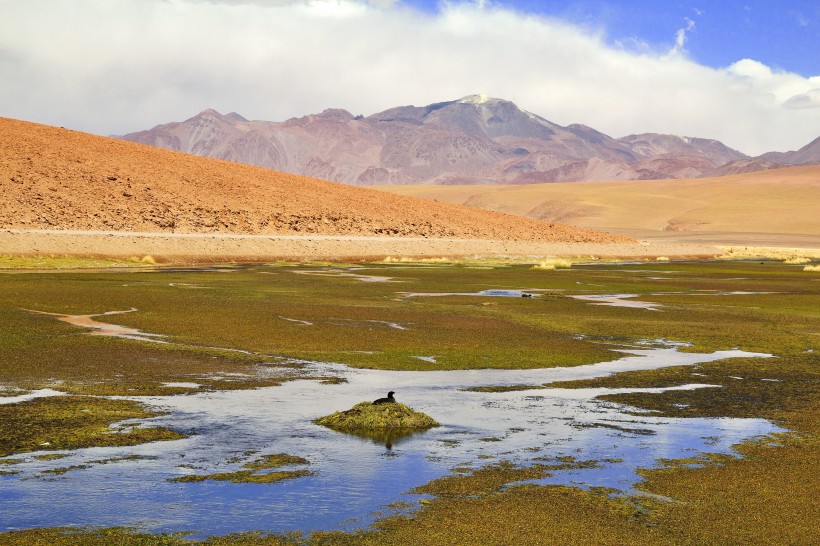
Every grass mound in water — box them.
[315,401,439,432]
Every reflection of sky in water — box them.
[1,346,781,538]
[568,294,662,310]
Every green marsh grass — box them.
[170,452,311,484]
[0,396,183,457]
[0,260,818,544]
[315,402,438,432]
[0,254,160,270]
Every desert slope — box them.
[379,166,820,245]
[0,117,629,244]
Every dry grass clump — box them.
[803,264,820,272]
[531,258,572,271]
[126,255,157,264]
[719,246,820,260]
[656,256,670,262]
[382,256,460,264]
[315,402,439,432]
[783,256,811,264]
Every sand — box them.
[0,228,721,262]
[379,165,820,248]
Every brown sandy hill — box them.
[0,117,630,244]
[379,165,820,245]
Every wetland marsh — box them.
[1,259,818,544]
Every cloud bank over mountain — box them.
[1,0,818,155]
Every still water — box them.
[1,343,779,538]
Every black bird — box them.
[373,391,396,404]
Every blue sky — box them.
[405,0,819,76]
[1,0,818,155]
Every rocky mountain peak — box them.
[194,108,226,120]
[319,108,355,120]
[458,94,493,105]
[118,96,818,186]
[225,112,248,122]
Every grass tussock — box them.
[382,256,461,265]
[783,256,811,265]
[531,258,572,271]
[171,469,310,484]
[171,452,310,484]
[803,264,820,272]
[315,402,439,432]
[0,457,23,465]
[463,385,541,393]
[242,453,309,471]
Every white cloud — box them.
[788,10,809,27]
[671,17,696,54]
[784,89,820,109]
[0,0,818,155]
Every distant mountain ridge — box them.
[119,95,820,185]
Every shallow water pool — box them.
[0,344,779,538]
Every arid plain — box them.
[382,165,820,249]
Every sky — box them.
[1,0,818,156]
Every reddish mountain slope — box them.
[0,117,630,243]
[120,96,755,185]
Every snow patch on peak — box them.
[675,135,692,144]
[459,94,491,105]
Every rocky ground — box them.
[0,117,629,244]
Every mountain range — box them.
[119,95,820,186]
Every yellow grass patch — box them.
[382,256,460,264]
[531,258,572,270]
[719,246,820,260]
